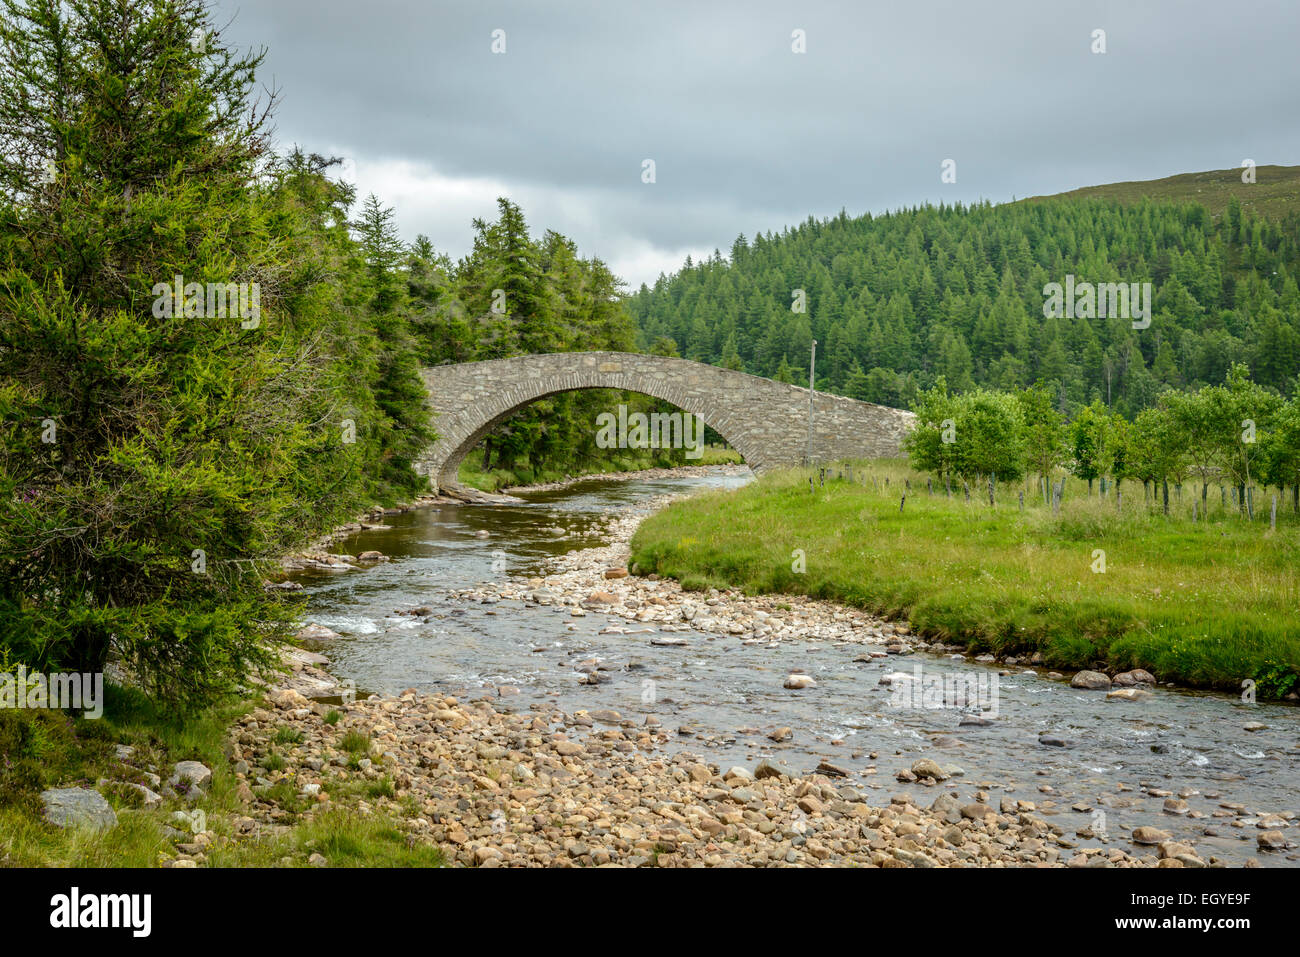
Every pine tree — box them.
[354,194,433,491]
[0,0,287,705]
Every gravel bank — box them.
[247,481,1235,868]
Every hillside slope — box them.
[629,168,1300,416]
[1022,165,1300,223]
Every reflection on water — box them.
[294,470,1300,867]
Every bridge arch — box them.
[415,352,914,493]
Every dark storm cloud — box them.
[213,0,1300,284]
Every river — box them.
[291,468,1299,867]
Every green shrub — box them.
[340,730,370,755]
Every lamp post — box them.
[805,338,817,466]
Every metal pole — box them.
[805,339,817,466]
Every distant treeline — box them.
[627,197,1300,416]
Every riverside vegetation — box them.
[630,459,1300,699]
[629,360,1300,700]
[2,0,1298,868]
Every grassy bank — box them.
[0,684,445,867]
[629,460,1300,698]
[457,445,743,491]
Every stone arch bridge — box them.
[416,352,914,493]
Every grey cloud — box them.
[214,0,1300,284]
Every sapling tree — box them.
[954,389,1026,485]
[1131,401,1184,514]
[904,379,959,486]
[1068,401,1109,494]
[1215,363,1282,513]
[1017,382,1065,503]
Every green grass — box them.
[1021,165,1300,223]
[339,729,371,756]
[274,727,304,745]
[0,707,118,814]
[0,685,445,867]
[205,809,445,868]
[1,685,247,866]
[630,459,1300,697]
[694,446,745,466]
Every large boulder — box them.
[296,623,341,641]
[41,787,117,831]
[1070,670,1112,690]
[170,760,213,792]
[1132,826,1172,845]
[929,791,965,824]
[1258,831,1287,851]
[753,759,796,780]
[911,758,949,781]
[1112,669,1156,686]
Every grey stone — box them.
[1070,670,1112,690]
[753,759,796,780]
[911,758,948,781]
[41,788,117,831]
[170,760,212,791]
[128,783,163,808]
[1038,732,1073,747]
[930,791,965,825]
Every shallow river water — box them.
[295,470,1300,867]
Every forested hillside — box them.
[628,190,1300,417]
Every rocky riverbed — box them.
[246,470,1297,867]
[453,492,919,651]
[233,684,1165,867]
[38,469,1291,868]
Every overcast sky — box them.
[213,0,1300,288]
